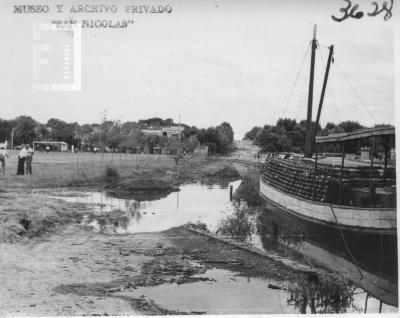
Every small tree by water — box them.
[217,201,255,241]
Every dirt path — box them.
[0,152,304,315]
[0,221,304,316]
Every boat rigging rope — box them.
[295,65,309,119]
[334,62,377,124]
[282,42,311,117]
[329,204,364,280]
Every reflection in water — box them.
[53,180,242,233]
[256,208,398,312]
[287,272,361,314]
[132,268,297,314]
[51,179,397,313]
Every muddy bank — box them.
[32,225,304,315]
[0,190,87,243]
[0,158,251,243]
[103,164,242,201]
[104,178,180,201]
[0,222,368,316]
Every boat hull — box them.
[259,179,397,234]
[257,208,398,307]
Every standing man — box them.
[17,144,27,175]
[0,146,9,174]
[26,144,34,175]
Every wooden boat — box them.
[259,26,396,234]
[257,208,398,308]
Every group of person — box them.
[0,144,34,175]
[17,144,34,175]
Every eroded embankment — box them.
[0,223,300,315]
[45,226,314,315]
[0,160,244,243]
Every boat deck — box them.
[317,156,393,168]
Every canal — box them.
[50,179,398,314]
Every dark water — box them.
[254,208,398,312]
[129,268,297,314]
[51,180,241,233]
[50,181,398,314]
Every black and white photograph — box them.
[0,0,398,315]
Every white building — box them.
[142,126,184,138]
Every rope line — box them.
[296,67,309,119]
[334,62,377,124]
[282,42,311,117]
[329,204,364,280]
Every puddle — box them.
[51,180,241,233]
[48,180,397,312]
[119,267,396,314]
[123,268,296,314]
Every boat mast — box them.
[304,24,317,158]
[313,45,334,141]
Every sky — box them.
[0,0,395,138]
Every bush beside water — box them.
[217,202,256,241]
[104,165,120,183]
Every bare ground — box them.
[0,221,303,316]
[0,144,295,315]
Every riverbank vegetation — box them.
[0,116,234,155]
[244,118,393,154]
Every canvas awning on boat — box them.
[316,127,395,144]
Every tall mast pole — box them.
[313,45,334,142]
[304,24,317,158]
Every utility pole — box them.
[304,24,317,158]
[11,128,14,149]
[178,115,181,140]
[314,45,334,142]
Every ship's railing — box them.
[261,156,396,207]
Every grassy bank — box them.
[0,150,243,189]
[0,150,258,243]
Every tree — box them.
[338,121,364,133]
[197,124,234,154]
[244,126,262,140]
[216,122,234,153]
[46,118,78,145]
[183,135,200,153]
[14,116,37,145]
[36,124,49,141]
[277,118,297,132]
[183,125,198,139]
[167,137,183,154]
[0,118,17,143]
[120,134,141,153]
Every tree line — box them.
[0,116,234,154]
[244,118,394,154]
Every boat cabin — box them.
[315,126,396,208]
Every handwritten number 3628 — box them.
[332,0,393,22]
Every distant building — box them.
[33,141,68,152]
[193,145,208,156]
[142,126,184,138]
[141,128,163,136]
[162,126,184,137]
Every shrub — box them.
[104,165,120,182]
[217,201,254,241]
